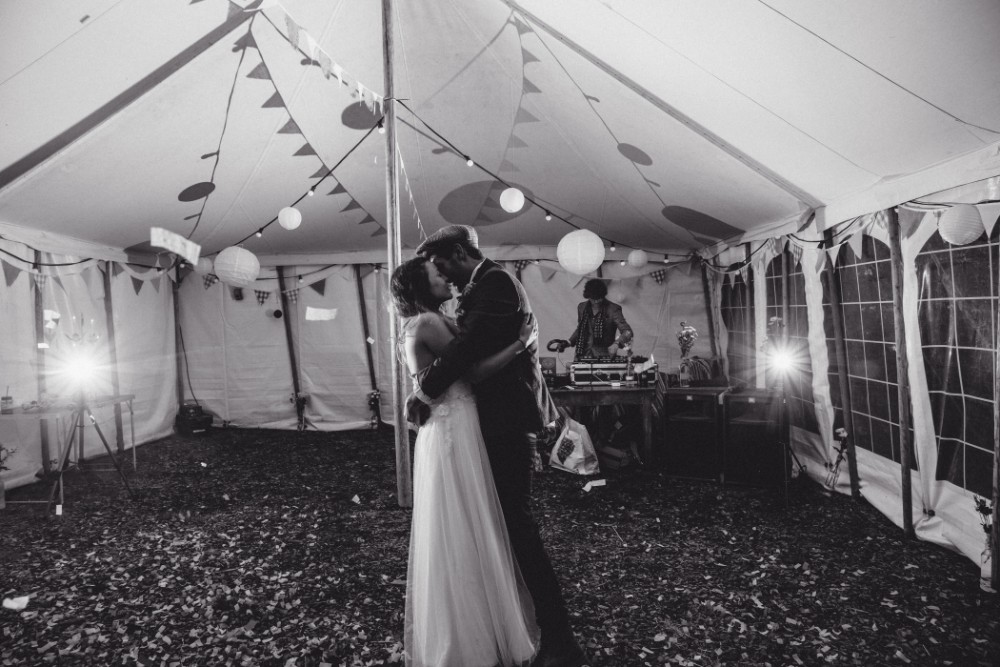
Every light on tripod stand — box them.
[64,352,98,386]
[769,347,794,375]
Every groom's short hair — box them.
[416,225,482,260]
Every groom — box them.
[407,225,588,667]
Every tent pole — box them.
[101,262,125,455]
[886,208,915,539]
[173,267,184,407]
[992,234,1000,589]
[381,0,410,507]
[354,265,378,392]
[700,259,718,359]
[32,250,51,475]
[822,230,861,500]
[276,267,305,426]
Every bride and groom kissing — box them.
[391,225,588,667]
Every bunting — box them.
[650,269,667,284]
[254,289,271,305]
[514,260,531,272]
[204,274,220,289]
[847,230,865,261]
[284,288,299,303]
[33,273,47,290]
[2,260,20,287]
[308,278,326,297]
[130,276,144,296]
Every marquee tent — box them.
[1,0,999,584]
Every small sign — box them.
[306,307,338,321]
[151,227,201,265]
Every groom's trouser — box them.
[482,423,571,639]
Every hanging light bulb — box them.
[499,187,525,213]
[255,229,263,238]
[298,275,303,283]
[609,242,616,252]
[377,119,386,135]
[307,187,315,197]
[620,259,627,266]
[544,211,552,221]
[465,156,474,167]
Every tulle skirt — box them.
[404,382,539,667]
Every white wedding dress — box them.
[404,378,539,667]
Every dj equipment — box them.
[175,403,213,435]
[569,356,657,386]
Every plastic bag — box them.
[549,417,600,475]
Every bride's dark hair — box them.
[390,256,438,318]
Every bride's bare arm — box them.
[465,313,537,383]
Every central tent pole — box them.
[381,0,410,507]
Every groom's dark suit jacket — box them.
[416,258,558,434]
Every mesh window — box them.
[764,254,818,432]
[916,221,998,496]
[822,236,915,467]
[721,268,755,387]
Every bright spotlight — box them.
[769,347,795,374]
[63,353,98,385]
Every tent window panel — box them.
[965,444,994,497]
[721,270,755,387]
[860,303,885,341]
[951,247,992,298]
[954,298,993,349]
[916,252,954,300]
[964,396,993,451]
[959,348,993,400]
[842,304,862,338]
[870,418,893,460]
[856,263,880,302]
[918,300,954,347]
[864,342,887,382]
[838,264,860,303]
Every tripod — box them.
[46,397,135,514]
[775,376,808,509]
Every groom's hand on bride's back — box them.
[405,393,431,428]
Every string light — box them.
[298,275,303,283]
[544,211,552,221]
[609,242,616,252]
[307,187,315,197]
[465,156,474,167]
[255,229,263,238]
[377,119,386,135]
[619,259,627,266]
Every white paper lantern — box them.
[278,206,302,230]
[627,249,649,268]
[557,229,605,275]
[499,187,525,213]
[937,204,983,245]
[192,257,214,275]
[214,246,260,287]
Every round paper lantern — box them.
[557,229,605,275]
[214,246,260,287]
[627,249,649,268]
[192,257,214,275]
[278,206,302,230]
[937,204,983,245]
[499,187,525,213]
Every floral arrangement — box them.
[0,443,14,472]
[677,322,698,359]
[975,495,994,555]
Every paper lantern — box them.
[214,246,260,287]
[278,206,302,230]
[499,187,525,213]
[557,229,605,275]
[937,204,983,245]
[192,257,214,275]
[627,249,649,268]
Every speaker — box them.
[661,387,726,480]
[723,389,787,487]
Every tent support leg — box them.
[277,267,310,431]
[823,231,861,501]
[33,249,51,474]
[102,261,125,455]
[700,259,718,359]
[886,208,915,539]
[992,229,1000,590]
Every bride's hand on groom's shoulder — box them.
[405,392,431,427]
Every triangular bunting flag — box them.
[33,273,47,289]
[522,48,540,64]
[514,108,539,124]
[227,1,245,17]
[278,118,301,134]
[371,227,386,237]
[514,259,531,272]
[539,265,557,282]
[285,14,301,49]
[131,276,144,296]
[358,214,376,225]
[309,278,326,296]
[232,32,257,52]
[522,78,541,94]
[151,274,161,293]
[789,242,803,266]
[50,275,64,294]
[333,64,344,86]
[815,249,829,273]
[111,262,124,277]
[262,92,283,108]
[328,182,347,196]
[294,143,317,157]
[986,211,1000,238]
[650,269,667,284]
[204,274,219,289]
[508,135,529,149]
[341,199,362,212]
[511,16,532,34]
[318,51,333,79]
[827,244,843,267]
[2,260,20,287]
[847,232,865,261]
[246,62,270,80]
[310,166,328,179]
[254,289,270,305]
[285,288,299,303]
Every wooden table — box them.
[549,385,657,463]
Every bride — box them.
[391,256,540,667]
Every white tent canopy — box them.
[2,1,999,585]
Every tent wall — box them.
[0,242,177,490]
